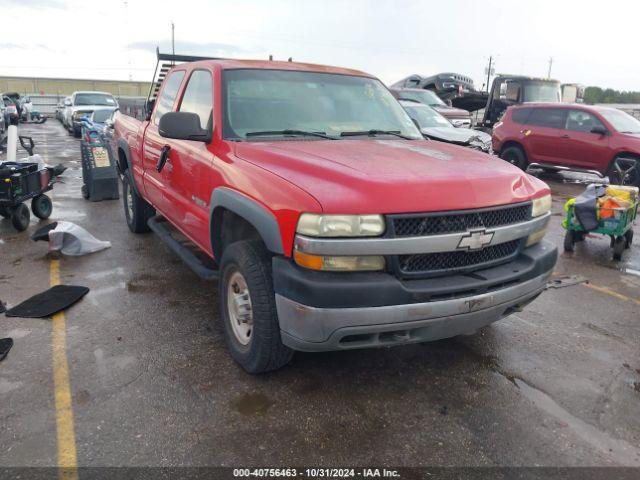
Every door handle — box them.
[561,134,570,139]
[156,145,171,172]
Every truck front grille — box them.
[398,240,520,275]
[392,203,530,237]
[388,202,531,278]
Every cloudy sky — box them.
[0,0,638,91]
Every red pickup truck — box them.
[115,57,557,374]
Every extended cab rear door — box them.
[164,68,219,250]
[142,69,186,210]
[522,108,568,164]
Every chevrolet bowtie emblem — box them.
[457,230,494,250]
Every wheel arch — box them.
[210,188,284,261]
[500,140,527,157]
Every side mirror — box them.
[64,100,72,107]
[590,125,608,135]
[158,111,211,142]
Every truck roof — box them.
[168,58,373,77]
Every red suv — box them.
[493,103,640,186]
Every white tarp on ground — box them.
[48,221,111,256]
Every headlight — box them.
[531,194,551,217]
[296,214,385,237]
[294,250,385,272]
[527,194,552,246]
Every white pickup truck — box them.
[63,91,118,137]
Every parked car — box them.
[400,101,492,153]
[115,54,556,374]
[391,88,472,127]
[493,103,640,186]
[2,95,19,126]
[0,102,6,134]
[55,99,67,122]
[63,91,118,137]
[2,92,23,120]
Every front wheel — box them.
[563,230,575,252]
[219,240,293,374]
[500,146,528,171]
[11,203,30,231]
[613,236,626,261]
[122,172,154,233]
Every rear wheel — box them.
[607,157,639,186]
[613,236,626,260]
[219,240,293,374]
[11,203,30,231]
[122,171,154,233]
[563,230,575,252]
[500,145,528,170]
[31,194,52,219]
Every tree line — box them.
[584,86,640,104]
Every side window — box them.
[154,70,186,125]
[565,110,605,133]
[179,70,213,130]
[511,108,532,124]
[527,108,567,129]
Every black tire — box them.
[613,236,625,261]
[31,194,52,219]
[625,229,634,249]
[500,145,528,170]
[11,203,30,231]
[563,230,575,252]
[73,127,81,138]
[0,206,11,219]
[607,157,640,186]
[81,184,89,199]
[122,171,154,233]
[219,240,293,374]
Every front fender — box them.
[209,187,284,259]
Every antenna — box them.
[171,22,175,63]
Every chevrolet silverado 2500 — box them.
[114,54,557,374]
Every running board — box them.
[528,163,604,178]
[147,216,219,281]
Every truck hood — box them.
[234,139,548,214]
[432,105,470,119]
[421,127,490,144]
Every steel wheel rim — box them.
[125,182,134,220]
[227,270,253,346]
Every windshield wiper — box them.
[340,129,414,140]
[244,129,337,140]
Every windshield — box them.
[601,109,640,134]
[223,69,421,140]
[92,109,115,123]
[395,89,446,107]
[404,105,452,129]
[74,93,117,106]
[523,82,561,103]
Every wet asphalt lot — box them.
[0,122,639,469]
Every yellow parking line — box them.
[582,282,640,306]
[50,260,79,480]
[46,123,78,480]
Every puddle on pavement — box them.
[514,378,640,466]
[232,392,273,416]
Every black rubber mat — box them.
[5,285,90,318]
[31,222,58,242]
[0,338,13,361]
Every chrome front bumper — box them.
[276,271,551,352]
